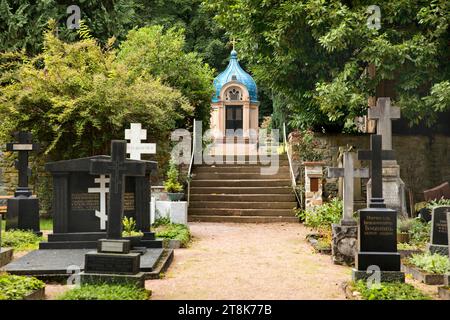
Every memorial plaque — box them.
[431,206,450,246]
[359,209,397,253]
[84,252,140,274]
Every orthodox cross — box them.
[125,123,156,160]
[90,141,146,239]
[328,152,369,225]
[88,175,110,230]
[358,135,395,208]
[6,131,39,196]
[368,97,400,150]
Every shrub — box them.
[351,280,430,300]
[163,162,183,193]
[1,230,43,251]
[409,218,431,247]
[408,253,450,274]
[155,223,191,248]
[296,198,343,233]
[397,218,415,233]
[0,273,45,300]
[152,217,171,228]
[426,197,450,209]
[122,217,142,237]
[58,284,150,300]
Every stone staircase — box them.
[188,155,299,223]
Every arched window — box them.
[226,87,242,101]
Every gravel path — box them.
[147,222,351,300]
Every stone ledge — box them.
[401,263,445,285]
[352,269,405,283]
[0,247,14,267]
[79,271,146,288]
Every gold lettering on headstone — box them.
[124,193,135,211]
[71,193,99,210]
[363,215,394,236]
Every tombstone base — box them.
[352,269,405,283]
[79,271,146,288]
[142,232,156,240]
[356,252,401,271]
[84,251,141,275]
[331,223,357,266]
[427,244,449,256]
[0,248,14,267]
[6,196,41,235]
[97,239,130,254]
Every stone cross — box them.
[6,131,39,196]
[328,152,369,225]
[125,123,156,160]
[88,175,110,230]
[368,97,400,150]
[90,141,146,239]
[358,135,395,207]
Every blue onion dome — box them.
[212,50,258,103]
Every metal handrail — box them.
[283,123,302,207]
[187,120,197,207]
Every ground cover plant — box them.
[57,283,150,300]
[0,273,45,300]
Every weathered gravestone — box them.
[42,153,161,249]
[367,97,407,216]
[80,140,147,287]
[352,134,405,282]
[328,151,369,265]
[428,206,450,256]
[5,132,41,234]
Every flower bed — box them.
[0,273,45,300]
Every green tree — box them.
[208,0,450,131]
[117,25,215,126]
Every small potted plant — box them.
[164,162,184,201]
[122,217,143,247]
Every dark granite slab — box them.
[1,248,164,276]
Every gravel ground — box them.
[147,222,351,300]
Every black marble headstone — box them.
[428,206,450,255]
[41,155,161,249]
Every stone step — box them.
[189,194,296,202]
[188,215,299,223]
[189,201,297,209]
[188,208,295,216]
[190,186,293,194]
[193,172,290,180]
[197,159,289,166]
[190,179,291,188]
[193,166,290,173]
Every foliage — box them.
[1,230,42,251]
[152,217,172,228]
[351,280,430,300]
[397,242,421,251]
[289,130,323,162]
[163,162,184,193]
[208,0,450,131]
[121,217,143,237]
[0,21,191,161]
[426,197,450,209]
[409,218,431,247]
[0,273,45,300]
[117,25,215,125]
[58,283,150,300]
[397,218,415,233]
[408,253,450,274]
[155,223,191,248]
[296,198,342,233]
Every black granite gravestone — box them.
[42,154,162,249]
[5,132,41,234]
[81,141,147,287]
[428,206,450,256]
[353,134,405,282]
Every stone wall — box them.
[311,133,450,204]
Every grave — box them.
[41,149,161,249]
[328,151,369,265]
[80,140,148,287]
[304,161,325,210]
[0,213,13,267]
[5,131,41,234]
[428,206,450,256]
[367,97,407,216]
[352,134,405,282]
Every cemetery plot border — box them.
[401,263,445,285]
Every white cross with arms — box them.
[125,123,156,160]
[88,175,110,230]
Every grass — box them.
[154,223,191,248]
[1,218,53,231]
[350,280,431,300]
[0,229,43,251]
[57,284,150,300]
[0,273,45,300]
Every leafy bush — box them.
[426,197,450,209]
[152,217,171,228]
[397,218,415,233]
[408,253,450,274]
[296,198,343,233]
[58,284,150,300]
[1,230,43,251]
[155,223,191,248]
[351,280,430,300]
[409,218,431,247]
[0,273,45,300]
[289,129,323,162]
[163,162,183,193]
[122,217,142,237]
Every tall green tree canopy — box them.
[0,21,191,160]
[208,0,450,131]
[117,25,215,125]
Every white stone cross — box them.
[368,97,400,150]
[125,123,156,160]
[88,175,110,230]
[328,152,369,225]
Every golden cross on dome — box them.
[231,38,236,50]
